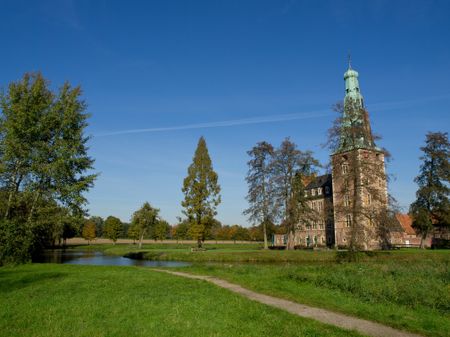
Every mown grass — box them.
[176,252,450,337]
[0,263,364,337]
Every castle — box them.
[276,63,390,250]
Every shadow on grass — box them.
[0,269,66,294]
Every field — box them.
[0,264,362,337]
[1,243,449,337]
[89,243,450,337]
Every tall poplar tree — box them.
[182,137,221,248]
[410,132,450,248]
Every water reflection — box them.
[35,249,190,268]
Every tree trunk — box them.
[263,221,268,250]
[4,189,14,220]
[197,238,202,248]
[138,233,144,249]
[286,230,295,250]
[420,233,427,249]
[4,171,22,220]
[27,191,41,224]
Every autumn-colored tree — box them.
[182,137,221,248]
[82,220,96,245]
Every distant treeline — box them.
[81,215,283,243]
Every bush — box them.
[0,220,34,265]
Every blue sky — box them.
[1,0,449,225]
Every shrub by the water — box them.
[0,220,33,265]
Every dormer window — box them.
[325,186,330,194]
[304,190,308,197]
[311,189,316,196]
[317,188,322,195]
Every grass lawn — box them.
[175,252,450,337]
[0,263,364,337]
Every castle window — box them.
[367,193,372,205]
[344,195,350,207]
[312,221,317,229]
[317,187,322,195]
[342,163,349,174]
[346,214,352,227]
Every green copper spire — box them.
[336,61,376,153]
[344,57,364,108]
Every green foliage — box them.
[82,220,96,244]
[131,202,160,247]
[182,137,221,247]
[103,216,123,244]
[89,216,104,237]
[172,219,191,240]
[411,131,450,246]
[0,219,33,265]
[127,222,141,243]
[0,72,96,263]
[152,219,170,241]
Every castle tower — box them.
[331,62,388,250]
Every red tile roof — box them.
[395,213,416,235]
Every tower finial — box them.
[348,52,352,69]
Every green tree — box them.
[152,220,170,241]
[182,137,221,248]
[82,220,96,245]
[103,216,123,245]
[0,72,96,263]
[172,219,190,242]
[89,216,104,237]
[410,132,450,248]
[131,202,160,248]
[127,222,140,244]
[244,141,276,249]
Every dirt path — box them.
[153,269,423,337]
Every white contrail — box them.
[95,92,450,137]
[95,110,333,137]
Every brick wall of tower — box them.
[331,149,388,250]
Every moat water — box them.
[34,249,190,268]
